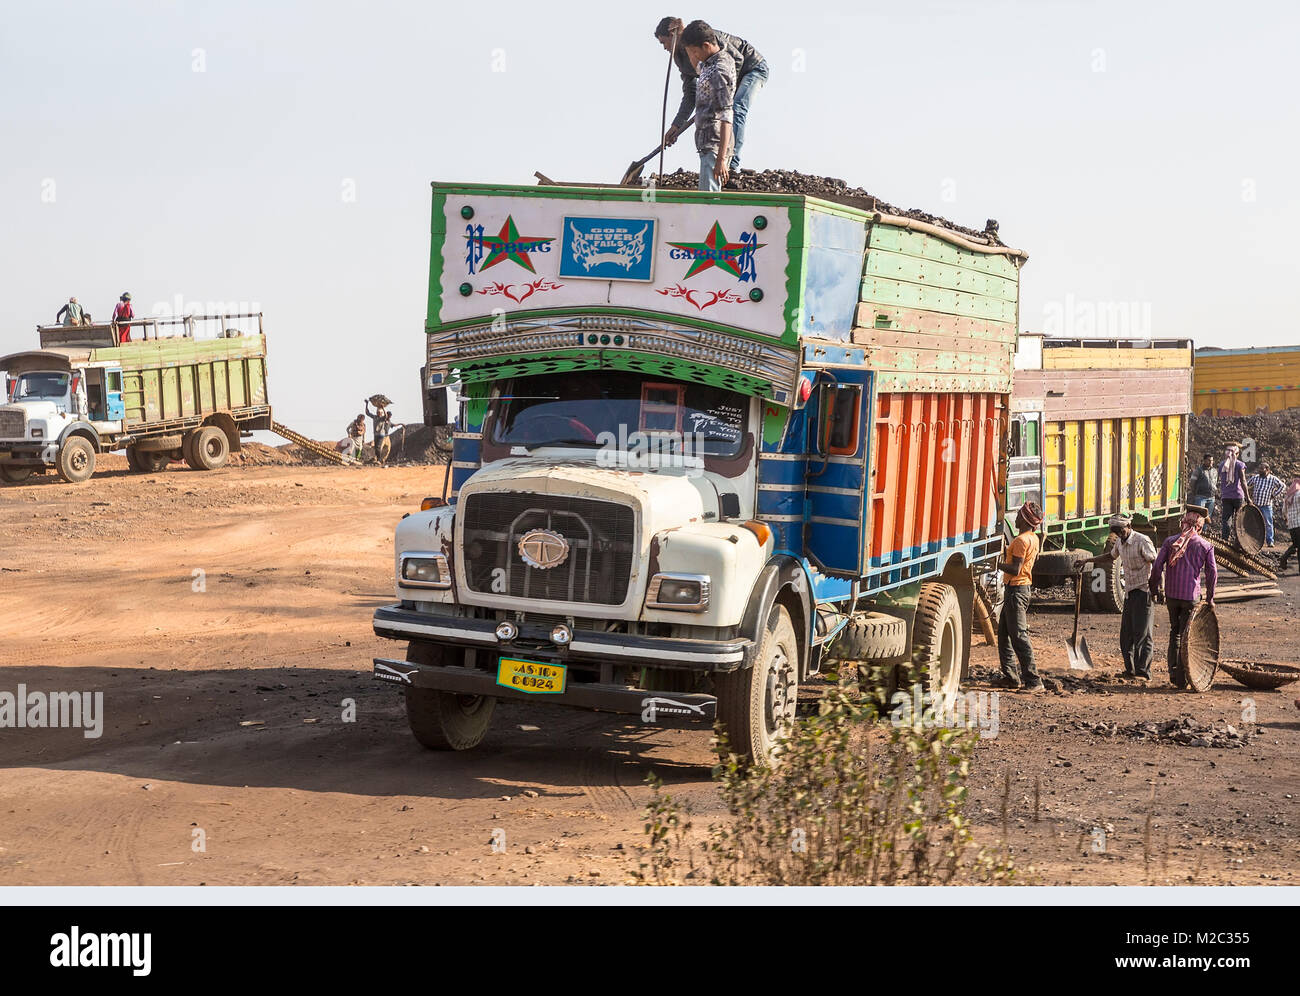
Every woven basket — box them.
[1180,603,1220,693]
[1234,505,1266,556]
[1219,660,1300,690]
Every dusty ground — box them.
[1,462,1297,887]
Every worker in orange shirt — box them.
[994,501,1044,691]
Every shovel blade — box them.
[1067,635,1094,671]
[620,161,644,186]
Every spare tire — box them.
[1031,548,1093,586]
[826,612,908,662]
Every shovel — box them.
[1067,568,1094,671]
[620,116,694,185]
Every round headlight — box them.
[495,620,518,641]
[550,623,572,646]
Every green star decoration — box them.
[668,222,765,280]
[479,215,555,273]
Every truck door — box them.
[805,371,871,577]
[1006,413,1043,516]
[105,368,125,420]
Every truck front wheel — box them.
[56,437,96,484]
[714,604,798,766]
[403,642,495,750]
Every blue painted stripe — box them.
[757,490,803,517]
[452,437,481,463]
[452,466,475,491]
[758,458,807,485]
[809,493,861,521]
[806,461,864,491]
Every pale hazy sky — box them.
[3,0,1297,439]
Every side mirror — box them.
[421,369,455,428]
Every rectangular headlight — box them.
[399,553,451,589]
[30,428,43,438]
[646,573,710,611]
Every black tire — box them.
[127,445,168,473]
[913,582,963,702]
[190,426,230,471]
[1084,556,1124,614]
[714,604,799,766]
[403,642,495,750]
[182,431,201,470]
[1032,548,1093,585]
[56,436,96,484]
[826,611,908,662]
[0,464,33,484]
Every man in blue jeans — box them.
[656,17,769,178]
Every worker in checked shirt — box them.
[1087,514,1158,682]
[1247,460,1285,547]
[1150,504,1218,687]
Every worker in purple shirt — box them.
[1217,443,1248,538]
[1150,504,1218,687]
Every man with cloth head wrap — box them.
[1150,504,1218,686]
[994,501,1044,690]
[1086,514,1158,681]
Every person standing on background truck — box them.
[1150,504,1217,685]
[1190,453,1217,528]
[656,17,768,179]
[1218,443,1247,538]
[1247,460,1285,547]
[676,21,736,192]
[1278,478,1300,574]
[1088,515,1158,683]
[995,501,1044,692]
[112,293,134,344]
[55,297,84,327]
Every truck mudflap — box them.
[372,604,752,671]
[372,657,719,727]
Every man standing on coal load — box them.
[655,17,768,186]
[1150,504,1218,686]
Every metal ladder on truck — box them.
[270,421,355,466]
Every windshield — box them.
[11,372,70,402]
[490,371,749,458]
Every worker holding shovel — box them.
[1150,504,1218,686]
[1086,515,1158,683]
[993,501,1044,691]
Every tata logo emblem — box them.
[517,529,569,570]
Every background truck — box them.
[1193,344,1300,416]
[1005,334,1194,610]
[373,181,1027,763]
[0,313,272,484]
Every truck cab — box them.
[374,182,1026,763]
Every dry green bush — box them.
[640,679,1019,886]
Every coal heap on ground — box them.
[238,425,452,467]
[648,168,1003,244]
[1188,411,1300,500]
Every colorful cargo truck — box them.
[0,314,271,484]
[372,182,1026,763]
[1006,334,1193,610]
[1193,344,1300,416]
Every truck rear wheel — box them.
[913,582,963,702]
[56,437,96,484]
[714,604,798,766]
[403,642,495,750]
[189,426,229,471]
[0,464,33,484]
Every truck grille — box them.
[461,492,636,606]
[0,409,24,438]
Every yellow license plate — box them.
[497,657,566,695]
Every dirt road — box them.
[2,463,1297,886]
